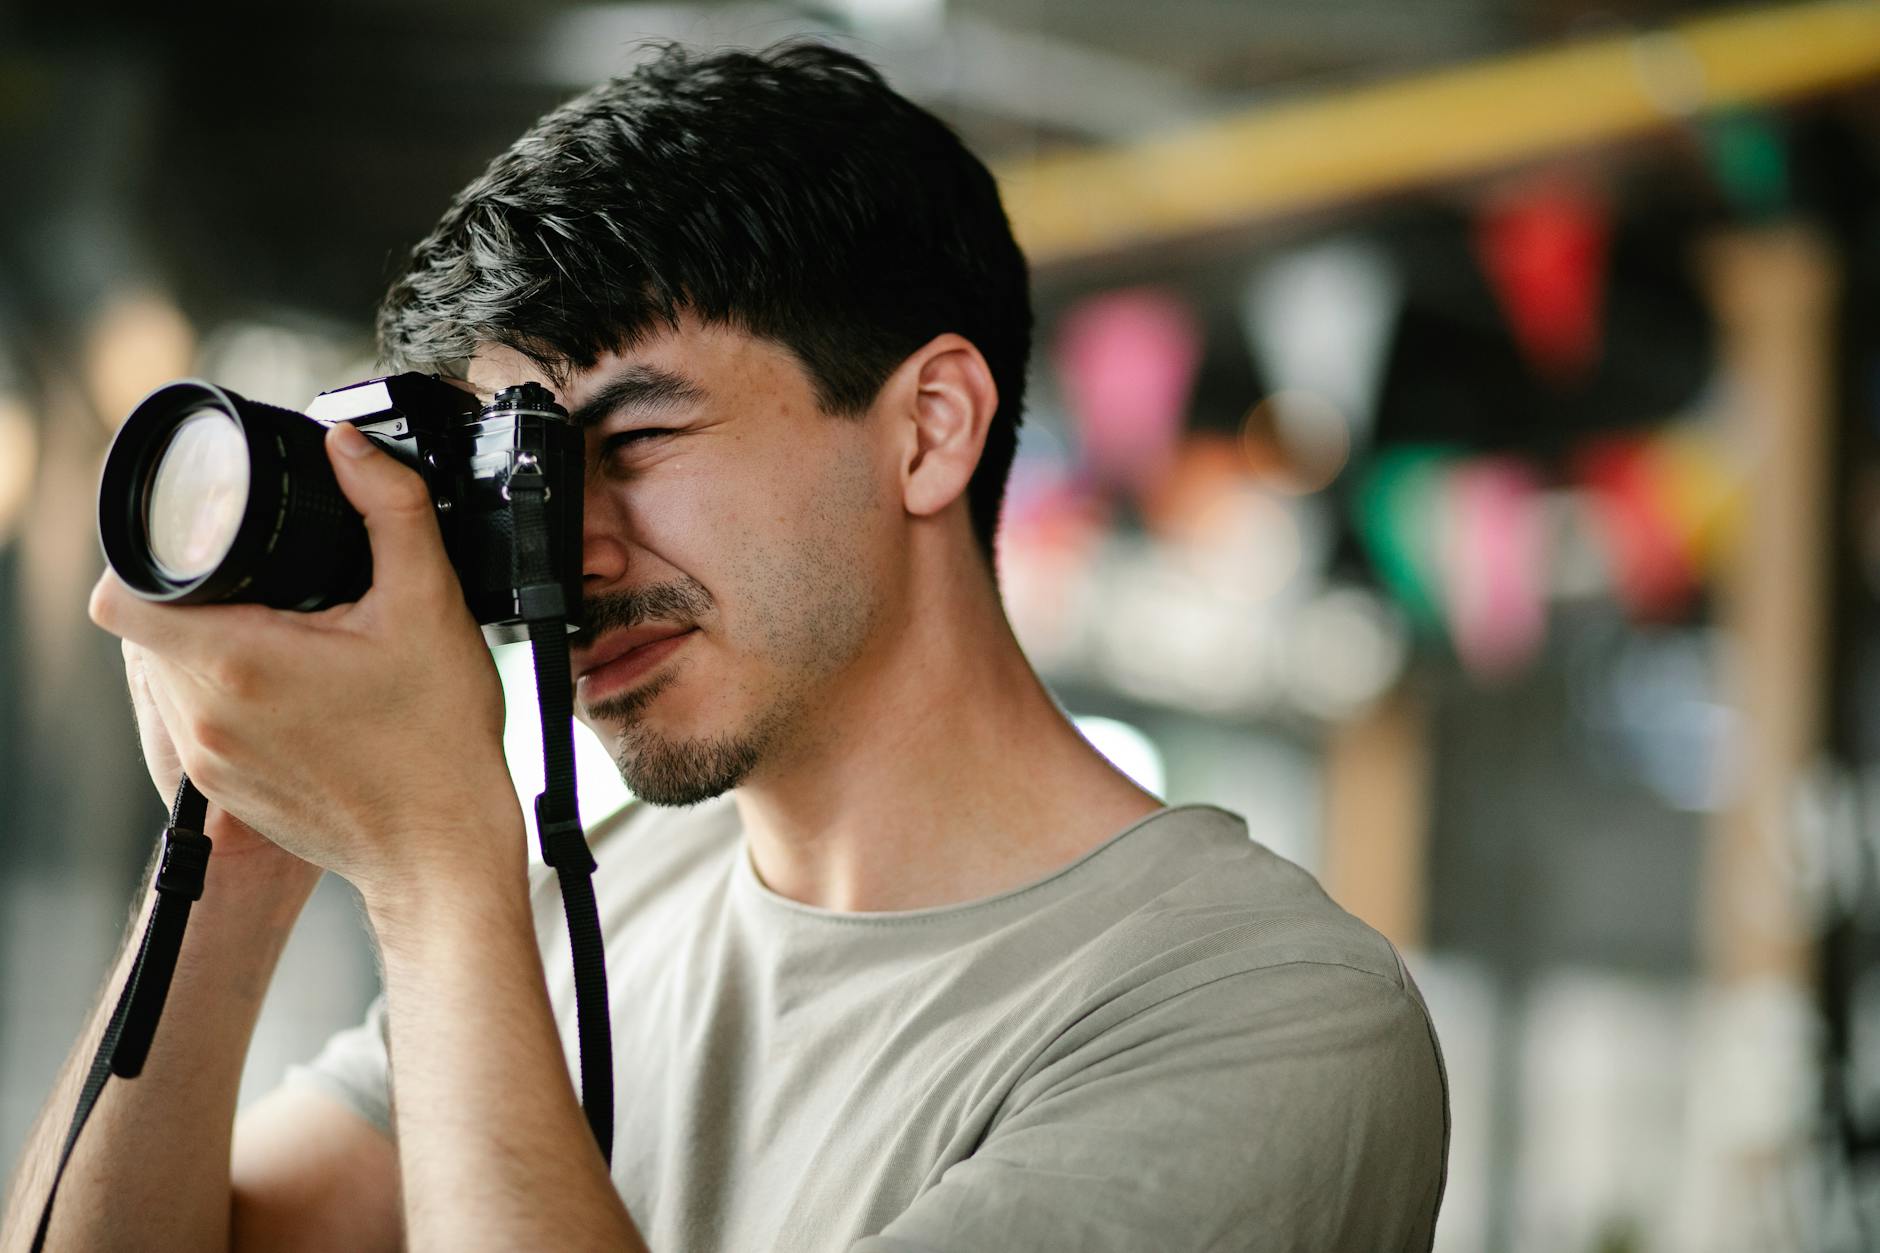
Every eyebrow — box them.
[565,365,708,430]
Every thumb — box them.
[326,423,452,602]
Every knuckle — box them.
[206,650,260,699]
[175,740,218,790]
[386,472,435,519]
[188,713,234,763]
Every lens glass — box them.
[145,408,250,579]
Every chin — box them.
[611,716,766,807]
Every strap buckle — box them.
[534,793,595,873]
[517,582,566,622]
[155,826,213,901]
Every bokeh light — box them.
[82,289,195,428]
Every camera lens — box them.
[144,408,250,579]
[99,381,371,609]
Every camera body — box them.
[309,374,584,635]
[99,372,584,638]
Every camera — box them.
[98,373,584,638]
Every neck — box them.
[732,549,1161,913]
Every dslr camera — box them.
[98,373,583,638]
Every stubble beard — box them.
[577,577,771,807]
[585,670,772,807]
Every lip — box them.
[572,626,696,702]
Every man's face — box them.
[469,316,891,805]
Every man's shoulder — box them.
[1069,803,1410,994]
[1041,807,1445,1142]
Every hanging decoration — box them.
[1355,446,1454,637]
[1443,456,1548,678]
[1241,239,1402,488]
[1573,427,1741,622]
[1574,436,1700,621]
[1701,110,1789,223]
[1475,179,1611,385]
[1052,287,1202,499]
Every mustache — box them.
[575,578,715,639]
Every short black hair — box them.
[378,42,1032,566]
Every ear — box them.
[886,333,999,522]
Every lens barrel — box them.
[99,381,371,610]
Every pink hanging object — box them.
[1443,457,1547,679]
[1053,288,1202,497]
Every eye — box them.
[600,428,676,457]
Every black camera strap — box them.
[29,777,212,1253]
[507,452,615,1165]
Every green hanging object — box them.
[1354,445,1455,638]
[1701,110,1788,222]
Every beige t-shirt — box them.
[291,799,1449,1251]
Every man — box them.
[4,43,1447,1251]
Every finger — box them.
[325,424,454,606]
[123,642,166,751]
[141,647,202,719]
[141,647,237,779]
[90,569,280,667]
[125,641,192,731]
[138,650,192,753]
[123,639,153,710]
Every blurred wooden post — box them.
[1700,228,1833,988]
[1321,683,1431,951]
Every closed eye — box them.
[601,428,677,455]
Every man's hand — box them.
[123,637,314,873]
[89,422,522,905]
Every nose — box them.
[581,482,630,588]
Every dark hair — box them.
[378,42,1031,566]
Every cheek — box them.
[726,436,886,667]
[596,459,726,577]
[599,421,888,681]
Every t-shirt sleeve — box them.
[851,960,1448,1253]
[281,994,394,1138]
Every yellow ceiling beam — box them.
[996,0,1880,266]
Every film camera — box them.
[98,373,583,636]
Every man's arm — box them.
[0,826,334,1252]
[360,831,644,1252]
[228,1085,401,1252]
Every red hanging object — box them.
[1476,180,1611,384]
[1576,436,1698,621]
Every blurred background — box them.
[4,1,1880,1249]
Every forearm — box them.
[366,832,643,1253]
[1,829,320,1253]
